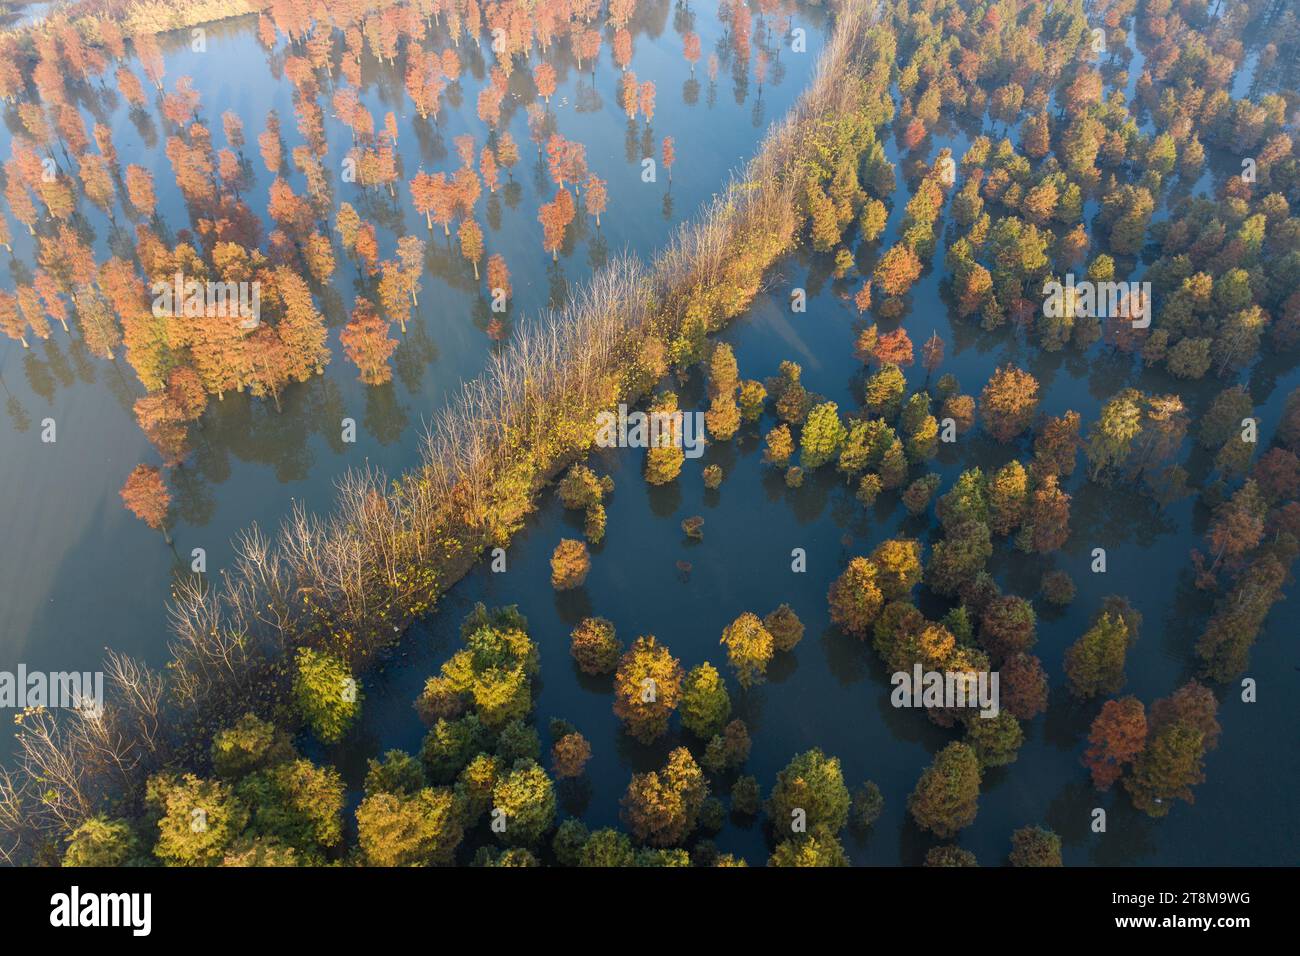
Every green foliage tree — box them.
[645,391,685,484]
[621,747,708,847]
[556,464,613,543]
[769,830,850,867]
[146,773,250,866]
[355,787,464,865]
[1064,611,1131,698]
[851,781,884,829]
[827,557,885,636]
[364,750,426,797]
[421,714,491,784]
[870,538,923,601]
[680,662,732,737]
[719,612,774,689]
[800,401,848,468]
[1125,725,1206,819]
[764,604,805,652]
[496,719,541,764]
[235,759,344,857]
[1086,389,1143,483]
[865,363,907,419]
[491,759,556,846]
[211,713,294,779]
[731,776,762,816]
[569,616,622,674]
[457,753,501,820]
[580,829,637,866]
[765,748,851,837]
[965,712,1024,767]
[927,521,992,597]
[763,423,795,466]
[739,380,767,422]
[925,845,978,867]
[426,605,538,730]
[1009,826,1062,866]
[612,636,683,743]
[292,647,362,744]
[63,816,140,867]
[937,468,989,529]
[907,742,982,838]
[987,461,1028,535]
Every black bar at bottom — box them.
[0,865,1287,939]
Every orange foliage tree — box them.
[585,175,607,227]
[980,365,1040,443]
[534,62,557,103]
[538,189,575,260]
[120,464,172,542]
[340,298,397,386]
[459,218,484,280]
[874,328,914,366]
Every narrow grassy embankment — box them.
[0,0,891,861]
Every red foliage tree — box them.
[921,332,945,377]
[1083,697,1146,790]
